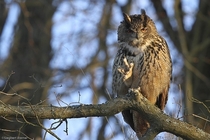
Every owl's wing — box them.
[112,49,137,132]
[112,51,130,96]
[156,87,169,110]
[155,38,172,110]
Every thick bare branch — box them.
[0,90,210,140]
[0,90,209,140]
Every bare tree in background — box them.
[152,0,210,132]
[0,0,55,139]
[0,0,209,140]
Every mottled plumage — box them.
[112,10,172,137]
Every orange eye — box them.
[141,28,147,32]
[126,29,134,33]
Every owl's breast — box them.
[131,47,171,102]
[119,42,143,57]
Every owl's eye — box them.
[126,29,135,33]
[141,28,147,33]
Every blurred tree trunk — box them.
[152,0,210,133]
[187,0,210,131]
[0,1,8,36]
[0,0,55,138]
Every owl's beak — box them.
[136,33,140,39]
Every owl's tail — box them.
[132,111,150,137]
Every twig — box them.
[1,71,15,91]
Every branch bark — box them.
[0,90,209,140]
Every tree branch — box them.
[0,90,209,140]
[151,0,180,52]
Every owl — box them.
[112,9,172,137]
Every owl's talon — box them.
[123,58,129,69]
[117,59,134,87]
[128,88,142,99]
[129,87,141,93]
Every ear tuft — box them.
[123,13,131,25]
[141,9,146,15]
[140,9,147,27]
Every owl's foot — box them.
[117,58,134,87]
[128,87,142,101]
[128,87,141,95]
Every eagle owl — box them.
[112,10,172,137]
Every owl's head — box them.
[118,9,157,44]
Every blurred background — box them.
[0,0,209,140]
